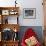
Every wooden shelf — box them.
[0,24,19,32]
[0,7,19,10]
[0,7,19,16]
[0,40,19,46]
[2,40,19,42]
[0,7,19,46]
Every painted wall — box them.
[0,0,44,44]
[17,0,44,26]
[0,0,44,26]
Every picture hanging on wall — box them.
[23,8,36,19]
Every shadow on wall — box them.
[18,26,44,44]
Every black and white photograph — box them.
[23,8,36,19]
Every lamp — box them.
[15,0,17,7]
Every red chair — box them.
[21,28,41,46]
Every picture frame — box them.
[2,10,9,15]
[23,8,36,19]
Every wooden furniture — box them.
[0,7,19,24]
[0,7,19,46]
[43,0,46,26]
[44,29,46,46]
[43,0,46,46]
[2,40,19,46]
[0,41,2,46]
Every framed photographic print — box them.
[2,10,9,15]
[23,8,36,19]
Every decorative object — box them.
[5,18,8,24]
[2,10,9,15]
[25,36,38,46]
[15,0,17,7]
[9,10,18,15]
[23,8,36,19]
[2,28,13,41]
[2,16,8,24]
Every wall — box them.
[43,0,46,45]
[0,0,44,44]
[17,0,44,26]
[0,0,15,7]
[0,0,44,26]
